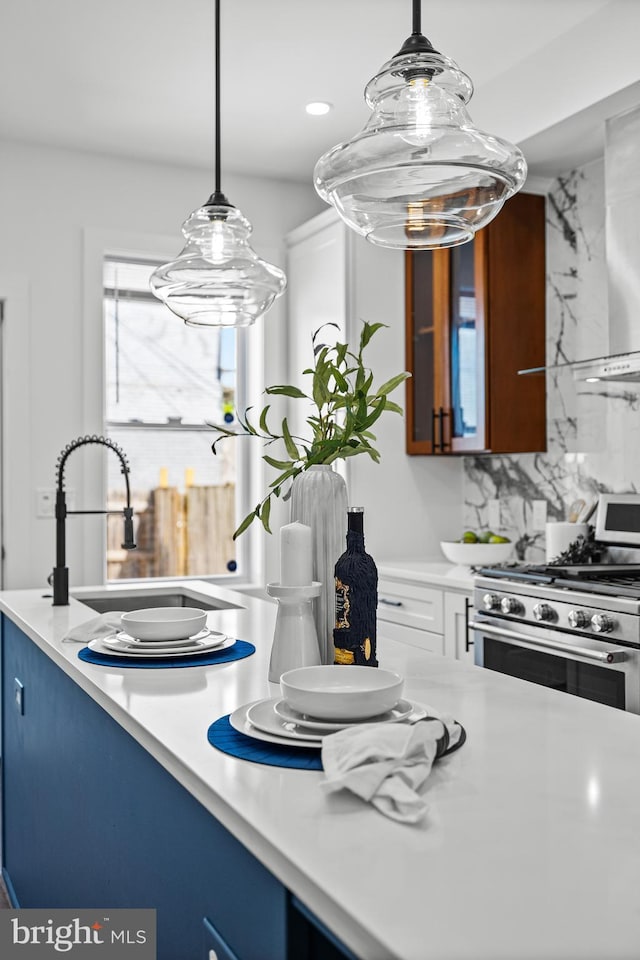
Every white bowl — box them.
[120,607,207,641]
[280,665,404,721]
[440,540,514,566]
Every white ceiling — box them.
[0,0,627,186]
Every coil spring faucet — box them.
[51,435,137,606]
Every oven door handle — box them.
[468,620,627,664]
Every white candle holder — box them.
[266,581,322,683]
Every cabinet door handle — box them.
[440,407,451,451]
[380,598,403,607]
[431,407,446,453]
[464,597,474,652]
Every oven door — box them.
[470,615,640,712]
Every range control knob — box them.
[591,613,615,634]
[500,597,522,615]
[533,603,554,622]
[483,593,501,611]
[568,609,590,629]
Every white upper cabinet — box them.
[285,210,350,440]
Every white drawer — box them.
[378,619,444,655]
[377,579,444,633]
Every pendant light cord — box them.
[208,0,229,207]
[214,0,221,197]
[396,0,435,57]
[412,0,421,35]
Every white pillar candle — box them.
[280,521,313,587]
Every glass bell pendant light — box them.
[150,0,286,327]
[314,0,527,250]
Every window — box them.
[103,257,239,581]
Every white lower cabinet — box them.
[379,618,445,655]
[443,591,474,663]
[378,576,473,663]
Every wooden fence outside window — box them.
[107,484,236,580]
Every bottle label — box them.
[335,577,350,629]
[334,647,355,665]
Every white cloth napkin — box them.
[62,612,125,644]
[321,709,462,824]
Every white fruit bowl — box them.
[120,607,207,641]
[280,665,404,721]
[440,540,514,566]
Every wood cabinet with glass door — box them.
[405,191,546,455]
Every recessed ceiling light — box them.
[306,101,332,116]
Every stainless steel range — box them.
[470,495,640,713]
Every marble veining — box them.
[463,158,640,559]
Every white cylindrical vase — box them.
[545,522,589,562]
[290,465,348,665]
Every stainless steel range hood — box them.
[572,103,640,383]
[572,351,640,383]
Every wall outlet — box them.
[36,488,55,517]
[488,499,501,530]
[532,500,548,531]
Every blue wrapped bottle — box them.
[333,507,378,666]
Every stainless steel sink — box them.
[72,588,240,614]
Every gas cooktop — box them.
[477,563,640,599]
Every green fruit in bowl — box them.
[461,531,478,543]
[489,534,511,544]
[478,530,494,543]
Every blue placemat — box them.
[207,715,323,770]
[78,639,255,669]
[207,715,467,771]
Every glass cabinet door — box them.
[405,192,545,457]
[405,237,487,455]
[447,238,486,452]
[406,251,437,452]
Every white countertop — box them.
[378,558,475,591]
[2,581,640,960]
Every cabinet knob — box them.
[380,597,403,607]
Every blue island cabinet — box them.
[1,617,358,960]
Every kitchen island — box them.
[1,581,640,960]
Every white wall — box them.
[473,1,640,149]
[0,138,324,591]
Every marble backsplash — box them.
[463,158,640,562]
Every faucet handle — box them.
[122,507,136,550]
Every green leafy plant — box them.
[210,321,410,539]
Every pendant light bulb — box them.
[400,76,435,145]
[313,1,527,250]
[150,0,286,326]
[208,218,226,262]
